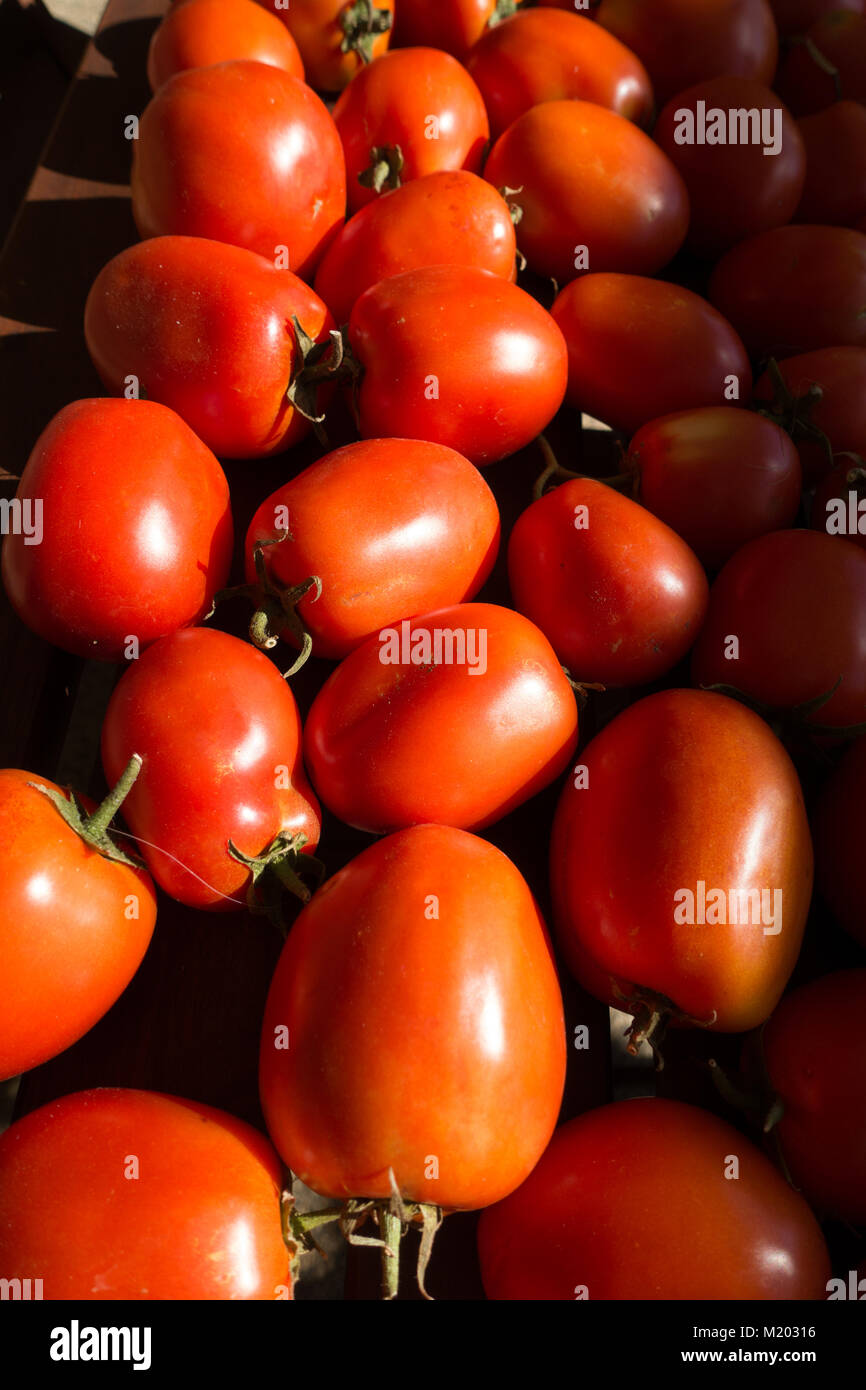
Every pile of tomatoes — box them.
[1,0,866,1304]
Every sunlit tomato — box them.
[478,1099,831,1299]
[147,0,304,90]
[392,0,526,61]
[313,171,516,324]
[770,0,865,36]
[775,11,866,115]
[131,60,345,277]
[84,236,334,459]
[484,101,688,284]
[628,407,802,569]
[794,102,866,227]
[332,48,489,213]
[0,1089,288,1299]
[258,0,393,91]
[347,265,568,465]
[752,347,866,486]
[551,274,751,436]
[304,602,578,833]
[260,824,566,1208]
[101,628,320,911]
[811,459,866,550]
[812,733,866,947]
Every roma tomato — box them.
[794,102,866,227]
[812,733,866,947]
[752,347,866,486]
[392,0,525,61]
[0,1089,288,1299]
[84,237,334,459]
[259,0,393,91]
[147,0,304,90]
[304,602,578,833]
[770,0,865,35]
[1,399,232,660]
[775,11,866,115]
[811,459,866,549]
[101,628,320,911]
[484,101,688,284]
[478,1099,830,1299]
[551,274,751,436]
[131,60,345,277]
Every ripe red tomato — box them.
[551,689,812,1042]
[752,347,866,486]
[478,1098,831,1299]
[304,602,578,833]
[775,11,866,115]
[392,0,526,61]
[770,0,865,36]
[812,733,866,947]
[313,171,516,324]
[484,101,688,284]
[551,274,751,436]
[332,47,489,213]
[0,1089,289,1299]
[101,628,320,911]
[84,236,334,459]
[258,0,393,91]
[346,265,568,465]
[260,823,566,1209]
[131,60,346,277]
[794,101,866,227]
[1,399,232,660]
[147,0,304,90]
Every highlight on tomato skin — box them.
[146,0,305,92]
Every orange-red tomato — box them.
[147,0,304,90]
[258,0,394,91]
[392,0,526,61]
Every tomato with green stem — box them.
[752,347,866,486]
[392,0,525,61]
[257,0,393,92]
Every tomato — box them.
[304,602,578,833]
[392,0,526,61]
[465,8,653,139]
[628,407,802,569]
[770,0,865,36]
[313,171,516,325]
[258,0,393,91]
[84,236,334,459]
[794,101,866,227]
[101,628,320,911]
[691,530,866,730]
[812,733,866,947]
[752,347,866,486]
[1,399,232,661]
[147,0,304,90]
[245,438,500,660]
[332,48,489,214]
[551,689,812,1044]
[0,1089,288,1299]
[551,274,752,436]
[507,477,708,686]
[775,11,866,116]
[478,1098,831,1299]
[259,823,566,1209]
[131,60,345,277]
[484,101,687,285]
[812,458,866,549]
[346,265,568,465]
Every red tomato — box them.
[484,101,688,284]
[332,47,489,213]
[770,0,865,36]
[551,274,751,436]
[260,824,566,1208]
[1,399,232,660]
[551,689,812,1040]
[304,602,578,833]
[0,1089,288,1299]
[347,265,568,465]
[147,0,304,90]
[131,60,345,277]
[478,1099,831,1299]
[84,236,334,459]
[775,11,866,115]
[752,347,866,486]
[101,628,320,911]
[258,0,393,91]
[628,407,802,569]
[812,733,866,947]
[313,171,516,324]
[245,438,500,660]
[794,101,866,227]
[392,0,526,61]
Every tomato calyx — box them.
[27,754,146,870]
[787,32,843,101]
[287,316,346,442]
[487,0,520,30]
[358,144,404,196]
[709,1043,796,1189]
[339,0,393,65]
[533,434,635,502]
[561,669,606,707]
[228,831,326,930]
[208,533,322,678]
[341,1184,444,1300]
[612,981,718,1070]
[699,677,866,740]
[753,357,835,473]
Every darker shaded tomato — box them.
[770,0,865,35]
[0,1089,288,1299]
[551,274,751,436]
[131,60,346,277]
[392,0,526,61]
[752,347,866,486]
[260,824,566,1209]
[478,1099,831,1299]
[347,265,568,465]
[794,102,866,227]
[811,459,866,549]
[1,399,232,660]
[84,236,334,459]
[484,101,688,284]
[101,628,320,911]
[775,11,866,115]
[304,602,578,833]
[258,0,393,91]
[147,0,304,90]
[812,734,866,947]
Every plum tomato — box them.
[775,10,866,116]
[257,0,393,92]
[752,347,866,486]
[147,0,304,90]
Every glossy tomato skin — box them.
[0,1089,289,1299]
[507,477,708,686]
[131,60,345,277]
[775,11,866,115]
[812,734,866,947]
[246,439,500,659]
[101,628,320,910]
[478,1098,831,1299]
[392,0,521,61]
[84,237,334,459]
[484,101,688,284]
[628,407,802,569]
[794,102,866,227]
[147,0,304,89]
[752,347,866,486]
[348,265,568,466]
[258,0,393,91]
[551,689,812,1031]
[332,48,489,214]
[1,399,232,660]
[551,274,751,436]
[313,171,516,325]
[304,602,578,833]
[260,824,566,1208]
